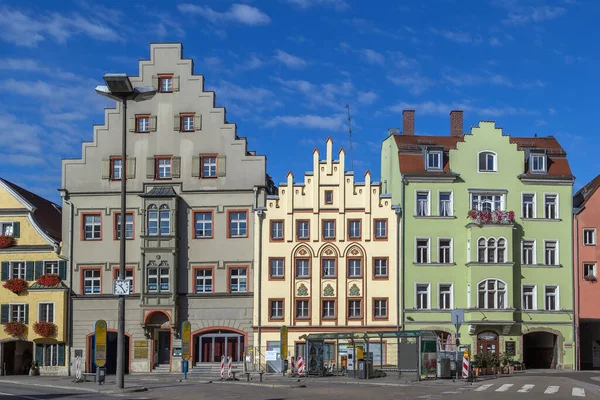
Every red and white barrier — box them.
[227,356,232,379]
[220,355,225,378]
[290,356,296,376]
[297,356,304,375]
[462,354,469,378]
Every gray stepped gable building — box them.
[60,43,274,373]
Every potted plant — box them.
[33,321,57,338]
[36,274,61,287]
[489,352,500,375]
[471,353,483,376]
[500,352,515,374]
[584,275,597,282]
[29,361,39,376]
[0,235,16,249]
[3,321,27,338]
[3,278,28,294]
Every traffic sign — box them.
[95,320,107,367]
[181,321,191,361]
[280,326,288,359]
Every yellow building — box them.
[253,138,399,372]
[0,178,67,375]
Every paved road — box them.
[0,383,110,399]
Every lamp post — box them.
[95,74,156,389]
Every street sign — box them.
[181,321,191,361]
[280,326,288,359]
[95,320,107,367]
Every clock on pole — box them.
[113,279,130,296]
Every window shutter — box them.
[217,155,227,177]
[128,118,136,133]
[58,260,67,280]
[152,75,158,89]
[146,157,155,179]
[127,157,136,179]
[150,116,157,132]
[24,304,29,324]
[101,159,110,180]
[0,304,8,324]
[34,261,43,279]
[191,156,200,178]
[35,344,44,366]
[173,76,180,92]
[173,115,181,131]
[172,157,181,178]
[194,115,202,131]
[12,222,20,238]
[26,261,34,281]
[58,344,66,366]
[1,262,8,281]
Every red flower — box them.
[33,321,57,338]
[3,321,27,338]
[0,235,16,249]
[3,278,28,294]
[36,274,61,287]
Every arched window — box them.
[147,204,158,236]
[478,238,486,262]
[478,151,497,172]
[147,204,170,236]
[478,279,506,309]
[487,238,496,262]
[477,237,507,263]
[497,239,506,263]
[159,205,170,236]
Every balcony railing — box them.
[468,210,515,225]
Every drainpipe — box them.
[392,206,401,331]
[59,192,74,376]
[574,211,580,370]
[256,207,264,370]
[400,177,407,331]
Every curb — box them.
[210,380,306,389]
[0,379,147,394]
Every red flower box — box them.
[467,210,515,225]
[33,321,57,338]
[4,321,26,338]
[36,274,61,287]
[584,275,597,282]
[0,235,16,249]
[3,278,28,294]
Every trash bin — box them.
[358,360,366,379]
[96,367,106,385]
[438,358,451,379]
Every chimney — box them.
[402,110,415,136]
[450,110,463,136]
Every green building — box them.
[381,110,575,369]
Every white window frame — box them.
[477,236,507,263]
[270,221,283,240]
[415,237,430,264]
[438,283,453,310]
[544,193,559,219]
[111,158,122,180]
[38,302,55,323]
[10,303,26,322]
[348,259,361,277]
[477,150,497,172]
[194,212,213,238]
[321,259,336,277]
[322,300,335,318]
[375,219,387,238]
[415,283,430,310]
[438,191,453,217]
[229,268,247,292]
[147,267,170,293]
[295,259,310,278]
[471,192,504,211]
[438,238,453,264]
[202,156,217,177]
[477,279,507,309]
[583,263,596,278]
[270,258,284,278]
[544,240,559,265]
[348,299,361,318]
[161,77,173,92]
[9,261,25,279]
[296,300,309,319]
[42,343,59,367]
[0,221,15,236]
[374,258,388,277]
[115,212,134,240]
[195,268,213,293]
[348,220,361,239]
[83,269,101,294]
[521,192,536,219]
[229,211,247,237]
[137,116,149,133]
[44,261,59,275]
[182,115,195,131]
[297,221,309,239]
[415,190,430,216]
[323,220,335,239]
[521,239,536,265]
[270,300,283,319]
[522,284,536,311]
[544,285,559,311]
[83,214,101,240]
[157,158,172,179]
[584,228,596,246]
[374,299,387,318]
[427,151,442,171]
[530,154,547,173]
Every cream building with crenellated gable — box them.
[253,138,400,372]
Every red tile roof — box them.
[574,174,600,210]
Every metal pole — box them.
[116,98,127,389]
[256,209,263,371]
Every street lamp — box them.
[96,74,156,389]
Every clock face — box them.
[114,279,130,295]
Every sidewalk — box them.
[0,375,149,394]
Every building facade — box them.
[573,174,600,370]
[381,111,575,369]
[0,178,67,375]
[254,138,399,371]
[60,43,272,374]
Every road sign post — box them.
[280,326,288,376]
[94,320,107,385]
[181,321,191,379]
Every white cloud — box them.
[551,49,586,64]
[210,80,282,116]
[237,55,266,71]
[287,35,307,43]
[549,107,557,115]
[357,91,378,105]
[273,77,355,109]
[178,3,271,26]
[203,56,223,68]
[387,74,436,95]
[343,18,399,39]
[536,119,548,126]
[387,101,538,117]
[266,114,346,131]
[501,6,566,25]
[430,28,482,44]
[443,72,546,89]
[274,50,308,69]
[489,37,502,46]
[283,0,349,11]
[360,49,385,65]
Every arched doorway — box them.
[193,328,246,364]
[523,331,557,369]
[477,331,499,354]
[87,332,130,374]
[144,311,171,368]
[2,340,33,375]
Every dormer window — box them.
[531,154,547,173]
[478,151,497,172]
[426,151,442,171]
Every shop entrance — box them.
[88,332,130,374]
[477,331,499,354]
[2,340,33,375]
[523,332,557,369]
[193,329,244,363]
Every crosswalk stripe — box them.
[572,388,585,397]
[496,384,514,392]
[544,386,559,394]
[518,384,535,393]
[475,384,493,392]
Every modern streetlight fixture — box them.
[95,74,156,389]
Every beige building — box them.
[253,138,399,372]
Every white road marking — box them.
[544,386,560,394]
[518,384,535,393]
[0,391,41,400]
[496,384,514,392]
[475,384,493,391]
[441,391,459,394]
[572,388,586,397]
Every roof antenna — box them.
[345,104,354,170]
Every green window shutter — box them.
[101,158,110,180]
[152,76,158,89]
[36,344,44,366]
[172,157,181,178]
[58,260,67,280]
[127,157,136,179]
[1,304,8,324]
[1,262,8,281]
[146,157,155,179]
[194,115,202,131]
[12,222,20,238]
[173,115,181,131]
[150,116,157,132]
[128,118,136,133]
[173,76,180,92]
[34,261,43,279]
[24,304,29,324]
[58,344,66,366]
[191,156,200,178]
[217,155,227,177]
[25,261,34,281]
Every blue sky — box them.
[0,0,596,204]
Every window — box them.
[545,194,558,219]
[439,239,452,263]
[545,286,558,311]
[156,157,172,179]
[83,269,101,294]
[324,190,333,204]
[147,267,169,292]
[295,259,310,278]
[296,300,309,319]
[374,219,387,239]
[229,268,247,292]
[181,114,195,132]
[322,259,335,277]
[269,258,284,278]
[348,300,361,318]
[348,220,361,239]
[478,151,497,172]
[584,263,596,278]
[477,237,506,263]
[439,192,452,216]
[584,229,596,246]
[531,154,546,173]
[136,116,150,133]
[195,268,213,293]
[159,76,173,93]
[544,241,558,265]
[115,212,134,240]
[42,344,59,366]
[194,211,213,239]
[427,151,442,170]
[9,261,25,279]
[348,259,361,277]
[297,220,309,240]
[522,240,535,265]
[374,258,388,278]
[228,211,248,238]
[147,204,170,236]
[44,261,58,275]
[416,191,429,216]
[478,279,506,309]
[374,299,387,318]
[522,194,535,218]
[0,222,15,236]
[201,156,217,178]
[322,220,335,239]
[10,304,25,322]
[522,285,536,310]
[269,300,283,319]
[38,303,54,323]
[416,238,429,263]
[439,284,452,310]
[121,269,134,293]
[110,158,122,180]
[322,300,335,319]
[416,284,430,309]
[83,214,101,240]
[270,221,283,241]
[471,193,503,211]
